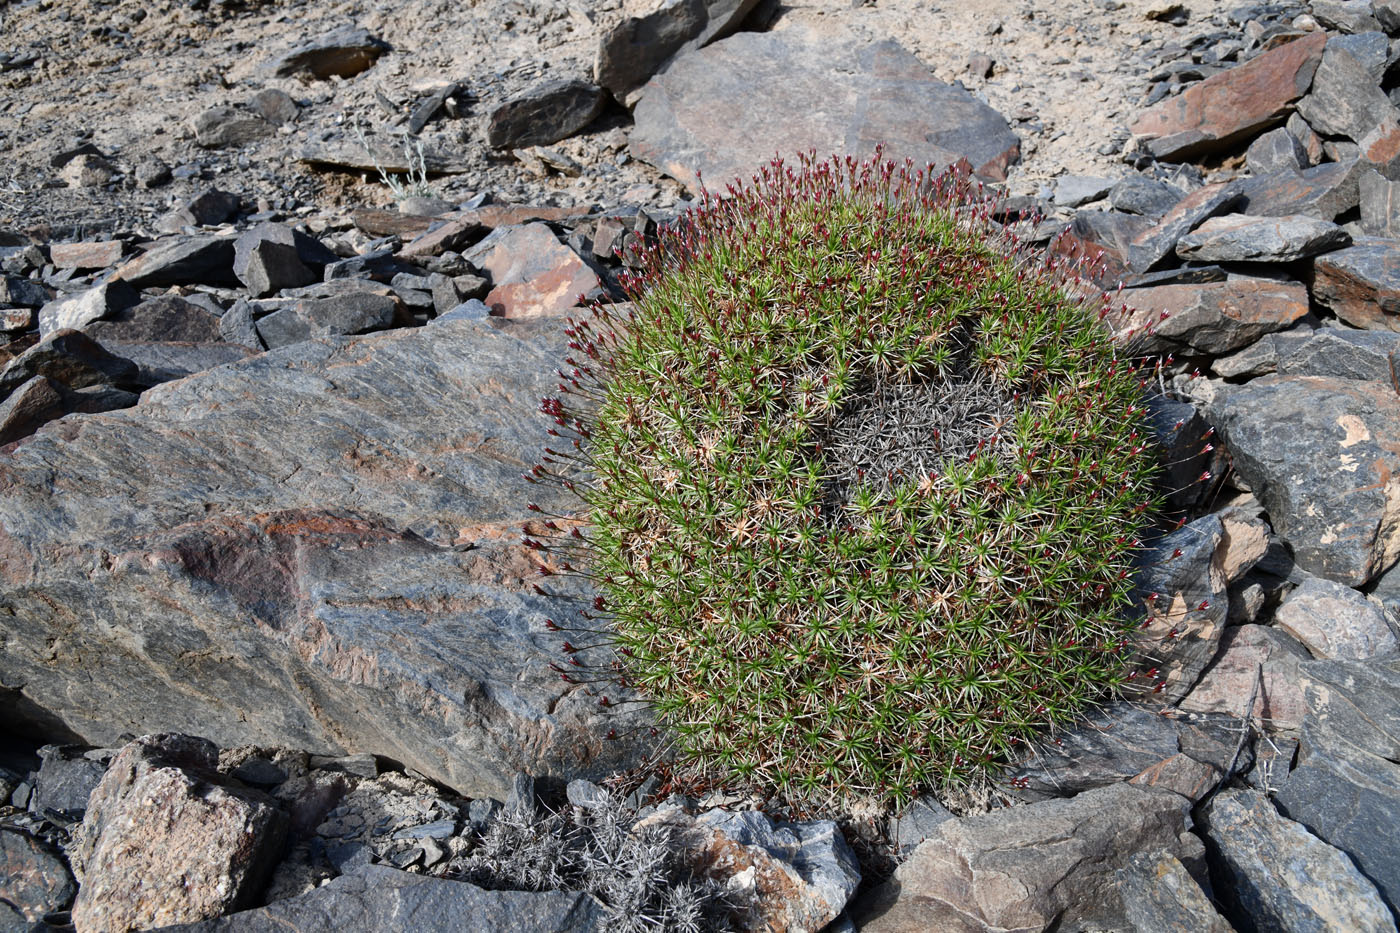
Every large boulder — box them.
[628,27,1020,193]
[0,318,651,800]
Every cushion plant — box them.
[526,151,1164,811]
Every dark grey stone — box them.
[234,225,320,298]
[0,330,139,398]
[1297,34,1397,143]
[594,0,761,100]
[156,865,611,932]
[629,28,1021,193]
[1311,0,1382,33]
[1274,327,1400,383]
[0,827,75,926]
[391,819,456,840]
[84,295,223,345]
[249,89,299,126]
[1122,265,1227,288]
[504,771,536,816]
[1275,657,1400,917]
[1002,703,1240,802]
[1312,235,1400,329]
[1359,166,1400,236]
[1144,395,1222,516]
[1125,181,1243,273]
[295,292,400,336]
[116,235,239,288]
[468,797,502,832]
[1203,376,1400,585]
[487,78,605,149]
[1245,127,1308,176]
[1116,850,1232,933]
[1202,787,1394,932]
[1126,515,1230,703]
[888,797,954,856]
[253,307,313,349]
[192,107,274,149]
[0,320,653,800]
[1175,213,1351,262]
[435,299,491,323]
[1109,174,1184,216]
[1054,175,1115,208]
[0,274,50,308]
[219,301,266,351]
[106,342,254,387]
[1238,159,1366,220]
[161,189,242,232]
[30,745,108,821]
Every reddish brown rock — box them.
[464,222,598,318]
[1361,118,1400,180]
[1130,31,1327,161]
[70,734,288,933]
[1179,625,1311,731]
[1118,277,1309,355]
[49,240,124,270]
[397,218,485,260]
[1313,236,1400,331]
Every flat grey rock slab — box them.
[1237,159,1365,220]
[0,319,651,801]
[1274,577,1399,660]
[156,865,611,932]
[855,784,1200,933]
[1275,657,1400,918]
[1203,375,1400,586]
[628,26,1020,194]
[1117,850,1234,933]
[1201,787,1395,933]
[1175,213,1351,262]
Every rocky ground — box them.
[3,0,1400,931]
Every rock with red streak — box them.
[1360,118,1400,179]
[1313,236,1400,331]
[1179,624,1312,731]
[70,733,288,933]
[1130,31,1326,161]
[49,240,124,270]
[629,26,1021,193]
[1117,277,1309,355]
[465,222,598,318]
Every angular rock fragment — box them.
[70,734,288,932]
[1124,180,1242,272]
[0,827,75,926]
[49,240,123,270]
[1238,159,1365,219]
[636,808,860,932]
[114,235,239,288]
[486,78,605,149]
[233,223,321,297]
[1296,34,1400,143]
[629,28,1021,193]
[0,329,138,398]
[1360,166,1400,236]
[1054,174,1114,207]
[83,295,224,345]
[158,188,242,234]
[249,88,299,126]
[1246,126,1308,175]
[1205,376,1400,586]
[594,0,761,101]
[37,280,139,337]
[1313,236,1400,330]
[1119,277,1309,356]
[1109,173,1183,216]
[1274,576,1399,659]
[1275,657,1400,915]
[1129,31,1325,160]
[1219,326,1400,383]
[1179,624,1312,730]
[465,222,598,318]
[0,375,66,446]
[1202,788,1394,933]
[1117,850,1234,933]
[855,784,1200,933]
[0,273,48,308]
[265,26,388,80]
[193,107,273,148]
[1175,213,1350,262]
[1001,703,1240,803]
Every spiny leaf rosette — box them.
[529,152,1163,811]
